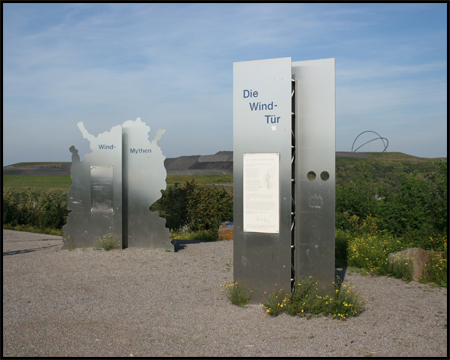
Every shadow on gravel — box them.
[171,239,217,252]
[171,240,350,285]
[3,244,59,257]
[335,267,347,284]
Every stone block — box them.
[388,247,444,281]
[218,223,233,240]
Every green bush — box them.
[150,183,188,230]
[185,180,233,233]
[389,252,414,282]
[335,230,349,267]
[221,282,251,307]
[262,277,365,320]
[97,234,121,251]
[422,246,447,287]
[151,180,233,236]
[376,170,446,243]
[2,189,20,225]
[2,188,69,230]
[3,223,63,236]
[336,163,378,231]
[336,161,447,251]
[171,228,218,241]
[35,191,69,229]
[263,289,290,316]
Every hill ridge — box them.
[3,151,446,177]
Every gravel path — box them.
[3,230,447,357]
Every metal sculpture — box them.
[351,130,389,152]
[62,117,172,250]
[233,57,335,303]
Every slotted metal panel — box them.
[233,57,293,304]
[233,57,336,303]
[122,119,172,249]
[292,58,336,296]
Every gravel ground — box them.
[3,229,447,357]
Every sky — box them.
[3,3,447,166]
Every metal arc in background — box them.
[351,130,389,152]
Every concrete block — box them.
[388,247,444,281]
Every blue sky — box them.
[3,3,447,166]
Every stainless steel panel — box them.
[90,166,114,212]
[122,118,172,249]
[292,59,336,296]
[62,123,123,249]
[233,57,292,304]
[63,118,172,250]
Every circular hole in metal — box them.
[307,171,316,181]
[320,171,330,181]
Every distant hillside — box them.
[335,152,446,189]
[3,152,446,188]
[3,162,72,176]
[164,151,233,175]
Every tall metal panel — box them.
[122,118,172,249]
[62,123,123,249]
[233,57,292,304]
[292,59,336,295]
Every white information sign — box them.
[243,153,280,233]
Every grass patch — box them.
[389,252,413,282]
[422,252,447,287]
[221,282,251,307]
[346,266,370,276]
[4,162,67,167]
[166,174,233,186]
[336,227,447,287]
[3,223,63,236]
[344,229,411,275]
[97,234,121,251]
[171,228,218,241]
[3,175,72,190]
[263,288,290,316]
[3,174,232,192]
[62,235,74,250]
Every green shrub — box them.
[97,234,121,251]
[423,246,447,287]
[336,161,447,250]
[3,223,63,236]
[336,163,378,231]
[263,289,290,316]
[185,180,233,232]
[347,231,410,275]
[262,277,365,320]
[62,235,74,251]
[3,188,69,231]
[335,229,350,266]
[2,189,19,225]
[150,183,188,230]
[221,282,251,307]
[151,180,233,235]
[389,252,414,282]
[377,170,446,243]
[171,228,218,241]
[35,191,68,229]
